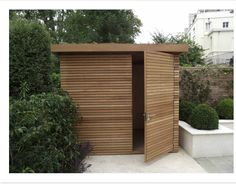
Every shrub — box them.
[10,19,52,97]
[10,93,92,173]
[50,72,60,90]
[216,98,233,119]
[190,104,219,130]
[50,54,60,74]
[179,100,196,123]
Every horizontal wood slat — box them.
[61,54,132,154]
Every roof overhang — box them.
[51,43,189,54]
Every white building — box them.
[186,9,234,65]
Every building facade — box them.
[186,9,234,64]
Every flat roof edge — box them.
[51,43,188,54]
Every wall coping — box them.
[179,121,233,135]
[219,119,234,124]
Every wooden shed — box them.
[51,43,188,161]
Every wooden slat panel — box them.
[144,51,174,161]
[172,55,180,152]
[61,55,132,155]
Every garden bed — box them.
[179,121,233,158]
[219,119,234,130]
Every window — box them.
[206,18,211,31]
[206,23,210,31]
[223,22,229,28]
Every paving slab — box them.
[195,156,234,173]
[85,148,206,173]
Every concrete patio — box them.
[195,156,234,173]
[85,148,206,173]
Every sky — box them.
[133,7,199,43]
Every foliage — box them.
[9,10,72,43]
[19,82,29,100]
[216,98,233,119]
[179,100,196,123]
[10,19,52,98]
[50,73,60,90]
[10,10,142,44]
[152,32,205,66]
[62,10,142,43]
[10,93,92,173]
[180,69,211,104]
[180,67,233,105]
[190,104,219,130]
[152,31,171,43]
[50,54,60,73]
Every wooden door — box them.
[60,54,133,154]
[144,51,174,161]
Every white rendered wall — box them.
[187,11,234,64]
[179,121,233,158]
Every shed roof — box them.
[51,43,188,54]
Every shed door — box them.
[144,51,174,161]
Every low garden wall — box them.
[179,121,234,158]
[219,120,234,130]
[180,67,233,105]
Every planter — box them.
[179,121,233,158]
[219,119,234,130]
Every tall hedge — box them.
[10,19,52,97]
[10,93,91,173]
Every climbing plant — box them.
[180,69,211,104]
[180,66,233,105]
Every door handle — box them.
[143,112,150,122]
[143,113,157,122]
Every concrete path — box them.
[85,148,206,173]
[195,156,234,173]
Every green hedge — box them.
[10,93,91,173]
[10,19,52,97]
[179,100,196,123]
[190,104,219,130]
[50,72,60,90]
[216,98,233,119]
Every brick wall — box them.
[180,67,233,105]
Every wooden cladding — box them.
[53,44,186,160]
[60,55,133,154]
[173,55,180,152]
[144,51,174,161]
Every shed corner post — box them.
[172,54,180,152]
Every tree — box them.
[152,31,205,66]
[63,10,142,43]
[10,19,52,97]
[152,32,171,43]
[9,10,72,43]
[10,10,142,44]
